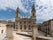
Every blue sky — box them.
[0,0,53,23]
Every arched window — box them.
[29,25,31,30]
[20,25,22,30]
[24,21,26,23]
[28,21,30,23]
[24,25,26,30]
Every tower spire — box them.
[32,1,37,40]
[16,7,20,19]
[31,1,36,17]
[31,0,36,22]
[15,7,20,31]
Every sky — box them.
[0,0,53,23]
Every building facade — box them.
[15,4,36,32]
[0,21,7,36]
[38,19,53,37]
[15,3,38,40]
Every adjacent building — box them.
[0,20,7,36]
[38,19,53,37]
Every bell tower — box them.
[31,2,38,40]
[31,3,36,18]
[15,7,20,31]
[31,3,36,23]
[16,7,20,21]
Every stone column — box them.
[26,26,28,31]
[6,25,13,40]
[17,22,21,32]
[32,24,38,40]
[22,25,24,31]
[26,23,28,31]
[26,21,28,31]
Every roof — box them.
[0,20,7,24]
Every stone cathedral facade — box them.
[15,4,36,32]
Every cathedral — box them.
[15,4,36,32]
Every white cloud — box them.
[0,18,15,22]
[35,0,53,22]
[0,0,27,12]
[6,18,15,22]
